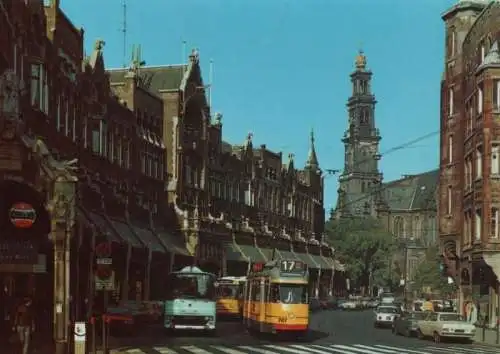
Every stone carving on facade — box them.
[296,229,307,242]
[241,217,254,233]
[280,226,291,240]
[262,222,273,237]
[208,210,224,223]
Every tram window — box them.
[217,285,238,298]
[270,284,308,304]
[251,281,260,301]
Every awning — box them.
[155,230,190,256]
[225,242,248,262]
[321,256,336,271]
[334,259,346,272]
[294,252,319,269]
[130,224,166,253]
[240,245,267,262]
[85,211,121,243]
[107,217,142,248]
[310,254,331,269]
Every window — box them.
[451,31,456,56]
[449,89,454,116]
[475,209,482,241]
[464,212,471,245]
[464,160,469,189]
[491,207,499,238]
[56,96,61,131]
[494,80,500,111]
[91,130,100,154]
[492,145,499,175]
[83,116,88,148]
[30,63,48,113]
[481,44,486,63]
[64,97,69,136]
[478,86,483,114]
[448,135,453,163]
[476,148,482,178]
[447,186,452,215]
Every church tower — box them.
[334,50,382,218]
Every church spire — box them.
[305,129,319,170]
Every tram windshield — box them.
[270,284,308,304]
[166,273,216,300]
[217,284,239,298]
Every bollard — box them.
[482,320,486,342]
[73,321,87,354]
[90,317,96,354]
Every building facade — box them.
[108,50,345,299]
[440,0,500,327]
[0,0,344,346]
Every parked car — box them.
[417,312,476,343]
[392,311,427,337]
[374,305,401,328]
[340,299,358,311]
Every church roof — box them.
[380,169,438,211]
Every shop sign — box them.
[95,271,114,291]
[0,240,37,264]
[9,202,36,229]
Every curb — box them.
[474,341,500,348]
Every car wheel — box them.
[433,331,441,343]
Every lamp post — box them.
[49,175,77,354]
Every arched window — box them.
[393,216,404,238]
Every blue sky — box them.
[62,0,456,213]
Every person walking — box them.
[13,297,35,354]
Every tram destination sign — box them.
[280,260,307,275]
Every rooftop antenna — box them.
[208,59,214,110]
[121,0,127,68]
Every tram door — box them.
[250,279,260,322]
[260,279,269,331]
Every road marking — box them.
[289,344,339,353]
[153,347,179,354]
[211,346,248,354]
[179,346,213,354]
[374,345,434,354]
[331,344,389,354]
[311,344,356,354]
[264,345,311,354]
[238,346,280,354]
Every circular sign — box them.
[9,202,36,229]
[95,242,112,257]
[96,265,112,279]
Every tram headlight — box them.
[204,316,214,321]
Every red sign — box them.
[9,202,36,229]
[252,263,264,272]
[96,265,112,279]
[95,242,112,257]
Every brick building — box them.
[108,48,345,298]
[0,2,343,347]
[0,1,177,348]
[440,0,500,326]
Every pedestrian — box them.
[13,296,35,354]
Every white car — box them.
[341,300,358,310]
[417,312,476,343]
[374,305,401,328]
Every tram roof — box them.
[218,276,247,282]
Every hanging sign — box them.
[73,322,86,342]
[9,202,36,229]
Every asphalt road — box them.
[107,310,500,354]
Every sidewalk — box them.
[474,328,500,347]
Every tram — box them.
[163,266,217,334]
[242,259,309,335]
[215,276,246,318]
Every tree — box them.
[413,246,457,297]
[325,217,396,294]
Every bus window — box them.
[270,284,308,304]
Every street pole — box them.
[50,176,77,354]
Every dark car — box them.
[309,298,321,312]
[392,311,427,337]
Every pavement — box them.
[474,328,500,347]
[89,310,500,353]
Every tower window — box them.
[493,80,500,111]
[448,88,454,116]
